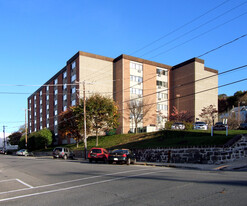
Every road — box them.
[0,155,247,206]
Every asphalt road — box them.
[0,155,247,206]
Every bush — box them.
[184,122,193,130]
[165,121,174,129]
[19,128,53,151]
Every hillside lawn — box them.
[55,129,247,151]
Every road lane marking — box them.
[16,179,33,188]
[0,170,164,202]
[0,179,17,183]
[0,167,167,196]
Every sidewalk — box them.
[137,156,247,171]
[35,155,247,171]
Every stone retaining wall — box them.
[133,134,247,164]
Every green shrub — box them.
[165,121,174,129]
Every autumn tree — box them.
[169,106,193,122]
[75,94,119,146]
[199,105,218,126]
[8,132,22,145]
[59,107,89,148]
[127,99,153,133]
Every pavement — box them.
[34,155,247,171]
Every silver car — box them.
[171,122,185,130]
[193,122,208,130]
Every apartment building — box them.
[28,51,218,144]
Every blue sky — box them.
[0,0,246,133]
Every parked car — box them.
[239,123,247,130]
[171,122,185,130]
[88,148,109,163]
[52,147,74,160]
[108,149,136,165]
[213,122,227,130]
[193,122,208,130]
[16,149,33,156]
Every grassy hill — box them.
[63,129,247,151]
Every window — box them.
[54,120,58,126]
[71,87,76,94]
[63,105,67,111]
[40,125,43,130]
[54,100,57,105]
[71,61,76,70]
[40,90,42,96]
[71,99,76,106]
[130,75,143,83]
[71,74,76,82]
[157,104,168,111]
[156,80,168,88]
[63,71,67,79]
[63,84,67,90]
[46,86,49,91]
[29,99,31,104]
[63,94,67,101]
[46,95,49,101]
[46,104,49,110]
[157,68,167,76]
[34,96,36,100]
[40,117,42,122]
[40,108,42,113]
[130,62,143,72]
[54,110,57,116]
[130,88,143,95]
[40,99,42,105]
[54,89,58,95]
[54,78,58,85]
[47,114,49,119]
[34,103,36,108]
[47,123,49,128]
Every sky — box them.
[0,0,246,134]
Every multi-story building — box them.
[28,51,218,144]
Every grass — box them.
[47,129,247,151]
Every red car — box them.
[88,148,109,163]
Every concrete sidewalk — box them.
[35,155,247,171]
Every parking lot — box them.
[0,155,247,206]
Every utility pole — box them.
[25,109,29,148]
[83,81,87,160]
[3,125,6,154]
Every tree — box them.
[169,106,193,122]
[127,99,153,133]
[59,107,87,148]
[199,105,218,126]
[75,94,119,146]
[35,128,53,149]
[7,132,22,145]
[19,128,53,150]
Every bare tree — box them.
[127,99,153,133]
[199,105,218,126]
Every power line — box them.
[129,0,231,55]
[139,1,247,58]
[197,34,247,58]
[149,11,247,60]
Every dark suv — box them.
[52,147,74,160]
